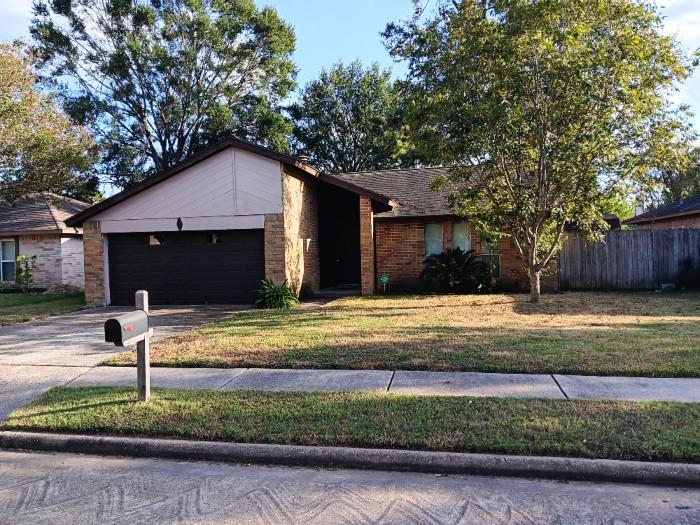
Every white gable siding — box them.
[235,149,284,215]
[95,147,283,233]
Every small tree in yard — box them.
[385,0,697,301]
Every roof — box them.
[328,166,456,218]
[67,136,393,227]
[625,193,700,225]
[0,193,89,236]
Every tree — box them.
[0,43,95,202]
[289,60,408,173]
[31,0,296,188]
[658,145,700,204]
[385,0,696,301]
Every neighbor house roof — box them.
[625,193,700,225]
[0,193,89,236]
[329,166,456,218]
[67,136,395,227]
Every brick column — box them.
[264,213,286,284]
[359,195,375,295]
[83,220,105,306]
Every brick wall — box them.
[60,237,85,289]
[375,221,426,291]
[635,215,700,229]
[264,213,285,285]
[359,195,375,295]
[18,234,62,288]
[83,221,105,306]
[374,218,558,293]
[282,172,320,296]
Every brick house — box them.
[0,193,89,289]
[67,137,535,306]
[625,193,700,230]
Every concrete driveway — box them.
[0,305,246,419]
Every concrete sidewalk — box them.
[68,366,700,403]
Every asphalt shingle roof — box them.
[626,193,700,224]
[0,193,90,235]
[329,166,456,218]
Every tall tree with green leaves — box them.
[0,43,95,202]
[289,60,408,173]
[31,0,296,188]
[385,0,697,301]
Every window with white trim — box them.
[0,240,16,282]
[452,222,471,252]
[424,223,444,255]
[480,236,501,278]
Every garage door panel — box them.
[108,230,264,306]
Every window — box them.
[0,240,16,282]
[480,236,501,278]
[424,223,443,255]
[149,234,164,246]
[452,222,471,252]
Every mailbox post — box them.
[104,290,152,402]
[135,290,150,402]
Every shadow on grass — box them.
[4,387,699,463]
[132,320,700,377]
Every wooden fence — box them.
[559,229,700,290]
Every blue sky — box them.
[2,0,699,129]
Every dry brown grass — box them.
[107,292,700,376]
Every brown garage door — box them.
[108,230,264,306]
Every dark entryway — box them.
[318,184,361,288]
[107,230,264,306]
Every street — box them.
[0,450,697,524]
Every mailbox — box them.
[104,310,151,347]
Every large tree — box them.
[385,0,696,301]
[0,43,95,202]
[31,0,296,188]
[289,60,408,173]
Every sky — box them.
[1,0,699,128]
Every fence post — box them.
[135,290,150,402]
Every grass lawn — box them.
[3,387,699,463]
[0,292,85,327]
[107,292,700,377]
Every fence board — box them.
[559,229,700,290]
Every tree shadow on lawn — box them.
[146,319,700,377]
[510,291,700,317]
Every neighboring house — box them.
[0,193,89,289]
[625,194,700,230]
[67,137,537,307]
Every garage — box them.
[108,230,264,306]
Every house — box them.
[66,137,536,306]
[0,193,89,289]
[625,194,700,230]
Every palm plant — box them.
[420,248,491,293]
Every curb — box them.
[1,431,698,487]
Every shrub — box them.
[420,248,491,293]
[256,280,299,309]
[15,255,37,292]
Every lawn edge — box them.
[2,431,698,487]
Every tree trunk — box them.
[529,269,541,303]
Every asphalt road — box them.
[0,450,697,525]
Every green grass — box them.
[0,292,85,326]
[106,292,700,377]
[3,387,699,463]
